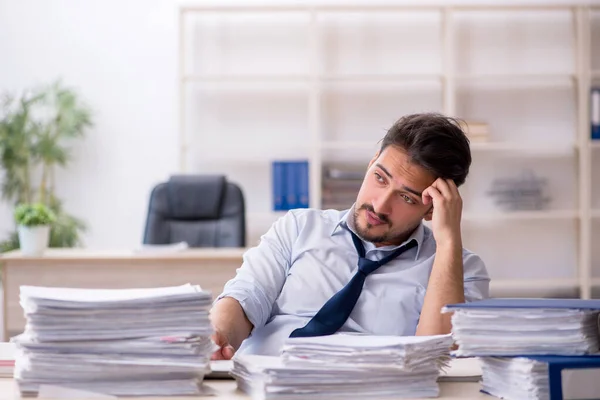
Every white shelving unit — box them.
[179,3,599,298]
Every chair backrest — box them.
[143,175,246,247]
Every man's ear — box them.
[367,151,380,169]
[423,205,433,221]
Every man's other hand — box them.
[211,330,236,360]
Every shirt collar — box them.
[331,204,425,261]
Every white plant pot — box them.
[17,225,50,256]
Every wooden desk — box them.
[0,248,246,340]
[0,379,489,399]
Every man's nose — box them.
[372,190,393,218]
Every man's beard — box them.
[352,203,418,245]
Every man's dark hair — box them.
[380,113,472,187]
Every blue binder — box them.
[272,160,310,211]
[296,161,309,209]
[272,161,285,211]
[445,298,600,311]
[481,356,600,400]
[592,87,600,140]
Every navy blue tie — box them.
[290,230,417,338]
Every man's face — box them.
[353,145,436,246]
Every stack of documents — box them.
[12,284,216,396]
[231,334,453,399]
[443,298,600,357]
[444,298,600,400]
[480,356,600,400]
[0,342,15,378]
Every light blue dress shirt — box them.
[218,207,490,356]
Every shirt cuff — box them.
[216,282,273,332]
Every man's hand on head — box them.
[422,178,463,249]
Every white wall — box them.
[0,0,180,248]
[0,0,596,249]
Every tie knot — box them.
[357,257,381,275]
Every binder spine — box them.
[272,161,284,211]
[592,88,600,140]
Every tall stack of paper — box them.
[444,298,600,400]
[0,342,15,378]
[480,356,600,400]
[443,299,600,357]
[231,334,453,399]
[12,284,216,396]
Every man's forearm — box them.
[416,242,464,336]
[210,297,253,350]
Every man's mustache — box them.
[359,204,390,224]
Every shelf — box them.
[183,75,310,84]
[183,73,575,85]
[181,5,598,13]
[490,278,580,292]
[183,74,443,84]
[321,141,378,151]
[455,73,575,80]
[469,142,576,157]
[462,210,579,222]
[454,74,575,87]
[322,141,576,157]
[180,4,595,300]
[321,74,442,83]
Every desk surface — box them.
[0,379,489,400]
[0,248,247,262]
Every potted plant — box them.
[0,81,92,252]
[14,203,56,256]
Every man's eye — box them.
[401,194,415,204]
[374,172,384,183]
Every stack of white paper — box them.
[231,334,453,400]
[0,342,15,378]
[447,308,600,357]
[12,284,216,396]
[479,356,600,400]
[479,357,550,400]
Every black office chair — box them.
[143,175,246,247]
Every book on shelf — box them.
[458,120,490,143]
[321,164,363,211]
[592,88,600,140]
[272,160,309,211]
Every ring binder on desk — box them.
[480,356,600,400]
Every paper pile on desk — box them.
[232,334,453,399]
[0,342,15,378]
[443,299,600,357]
[479,356,600,400]
[12,284,216,396]
[444,298,600,399]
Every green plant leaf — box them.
[0,81,92,248]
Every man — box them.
[211,113,490,359]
